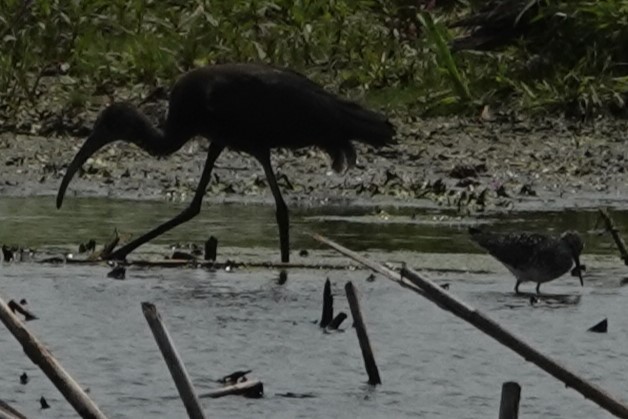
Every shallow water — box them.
[0,197,627,418]
[0,197,619,254]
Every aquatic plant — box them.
[1,0,627,123]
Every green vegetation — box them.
[1,0,628,124]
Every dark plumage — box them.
[450,0,542,51]
[469,227,584,294]
[57,63,395,262]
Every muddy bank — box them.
[2,115,628,211]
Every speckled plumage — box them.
[469,227,584,294]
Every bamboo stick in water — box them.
[0,295,107,419]
[312,233,628,419]
[345,281,381,385]
[142,302,206,419]
[498,382,521,419]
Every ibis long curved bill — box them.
[57,134,110,209]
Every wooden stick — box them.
[345,281,381,385]
[319,279,333,328]
[204,236,218,261]
[0,295,107,419]
[44,258,355,271]
[312,233,628,419]
[499,382,521,419]
[311,235,426,296]
[328,312,347,330]
[599,209,628,265]
[0,399,27,419]
[141,302,206,419]
[199,380,264,399]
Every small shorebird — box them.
[469,227,585,294]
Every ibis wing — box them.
[195,65,393,147]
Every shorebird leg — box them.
[514,281,521,294]
[256,150,290,263]
[573,254,584,286]
[107,143,224,260]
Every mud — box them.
[2,112,628,211]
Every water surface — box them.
[0,198,626,418]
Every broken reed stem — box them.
[141,302,206,419]
[204,236,218,261]
[199,380,264,399]
[312,233,628,419]
[345,281,381,385]
[598,209,628,265]
[498,382,521,419]
[50,258,355,271]
[328,312,347,330]
[0,295,107,419]
[320,278,333,328]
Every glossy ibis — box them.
[57,63,395,262]
[469,227,584,294]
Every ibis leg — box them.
[108,143,224,260]
[257,152,290,263]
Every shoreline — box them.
[2,116,628,213]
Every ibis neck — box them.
[128,113,190,156]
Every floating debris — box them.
[277,270,288,285]
[39,256,65,264]
[217,370,252,386]
[2,245,16,262]
[200,380,263,399]
[8,300,38,321]
[224,260,236,272]
[277,392,316,399]
[78,239,96,254]
[107,266,126,280]
[40,396,50,409]
[299,249,309,257]
[20,372,28,385]
[171,251,195,260]
[588,318,608,333]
